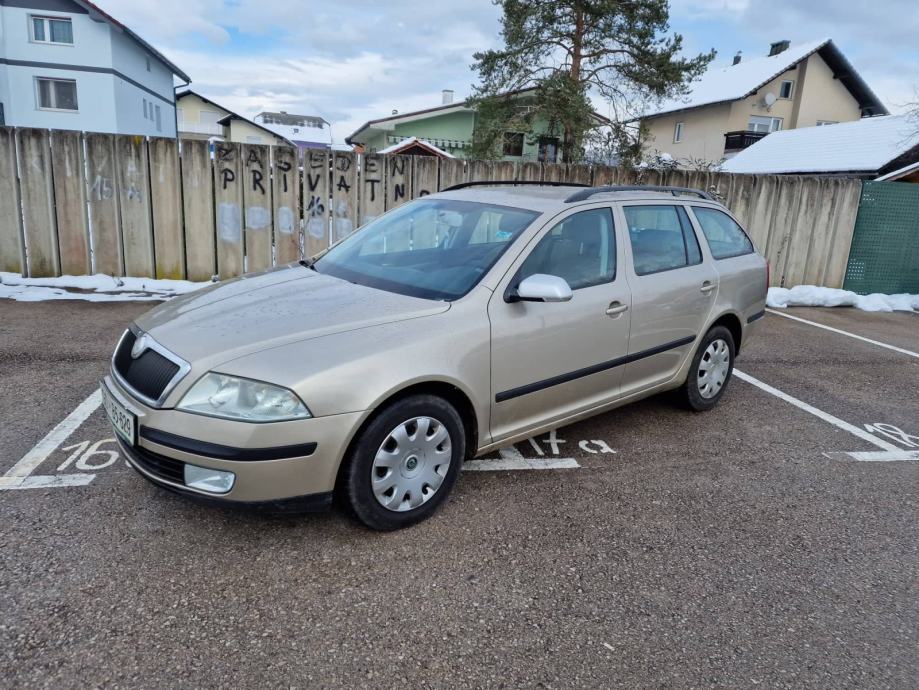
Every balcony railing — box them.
[178,122,225,136]
[724,130,769,151]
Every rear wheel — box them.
[341,395,465,530]
[681,325,735,412]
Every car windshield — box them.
[314,198,540,300]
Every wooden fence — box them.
[0,126,862,287]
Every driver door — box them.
[488,206,631,442]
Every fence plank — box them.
[781,177,824,287]
[272,145,300,264]
[385,154,412,208]
[412,156,438,198]
[466,160,493,182]
[0,128,23,272]
[542,163,566,182]
[517,161,541,181]
[765,177,803,284]
[242,144,272,272]
[148,137,184,279]
[16,128,59,277]
[592,165,616,187]
[180,139,215,281]
[742,175,779,267]
[822,179,862,288]
[438,158,464,190]
[359,153,385,226]
[115,135,154,277]
[303,149,329,256]
[213,142,244,279]
[85,133,121,276]
[567,164,593,186]
[49,130,90,276]
[331,151,358,242]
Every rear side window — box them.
[517,208,616,290]
[624,205,702,276]
[692,207,754,259]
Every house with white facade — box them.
[253,111,331,152]
[0,0,189,136]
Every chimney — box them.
[732,51,742,66]
[442,89,454,105]
[768,40,790,57]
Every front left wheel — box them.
[341,394,465,530]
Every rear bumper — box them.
[103,375,365,503]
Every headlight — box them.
[177,373,311,422]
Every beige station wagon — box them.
[102,183,767,530]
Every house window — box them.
[674,122,684,143]
[816,120,838,126]
[143,99,148,119]
[537,136,559,163]
[779,80,794,99]
[146,57,151,72]
[154,105,162,132]
[503,132,524,156]
[748,115,782,133]
[36,77,77,111]
[31,16,73,44]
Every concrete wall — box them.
[793,53,862,127]
[643,51,865,164]
[0,1,178,135]
[644,103,732,162]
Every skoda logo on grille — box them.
[131,334,149,359]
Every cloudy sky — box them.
[103,0,919,143]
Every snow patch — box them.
[767,286,919,313]
[0,272,212,303]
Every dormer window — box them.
[31,16,73,45]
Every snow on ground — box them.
[0,272,212,303]
[768,286,919,313]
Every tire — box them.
[341,394,465,531]
[681,325,735,412]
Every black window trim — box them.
[623,202,704,277]
[688,204,755,261]
[504,205,618,300]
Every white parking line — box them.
[0,474,96,490]
[465,446,580,471]
[824,451,919,462]
[3,390,101,479]
[733,369,901,451]
[765,309,919,359]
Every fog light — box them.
[184,463,235,494]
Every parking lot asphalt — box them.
[0,299,916,689]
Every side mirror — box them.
[512,274,573,303]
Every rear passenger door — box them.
[617,202,718,395]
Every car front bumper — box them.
[102,375,365,505]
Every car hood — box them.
[136,266,450,366]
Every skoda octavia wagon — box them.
[103,183,767,530]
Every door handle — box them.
[605,301,628,316]
[700,281,716,294]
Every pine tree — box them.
[470,0,715,163]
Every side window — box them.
[692,207,754,259]
[625,205,702,276]
[517,208,616,290]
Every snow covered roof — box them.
[377,137,455,158]
[721,115,919,175]
[645,39,886,119]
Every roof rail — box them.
[564,185,714,203]
[442,180,591,192]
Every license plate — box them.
[102,383,136,446]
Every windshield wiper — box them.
[299,258,318,272]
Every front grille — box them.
[113,330,181,402]
[130,444,186,484]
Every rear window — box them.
[692,207,754,259]
[624,205,702,276]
